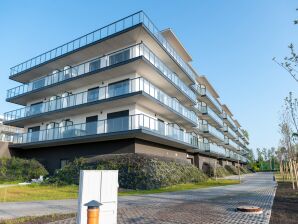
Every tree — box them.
[279,104,298,190]
[273,8,298,82]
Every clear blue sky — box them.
[0,0,297,152]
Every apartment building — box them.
[4,11,249,172]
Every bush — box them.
[47,153,208,190]
[202,164,230,177]
[224,165,238,175]
[0,157,48,182]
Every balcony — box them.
[7,43,196,105]
[198,123,224,145]
[228,138,239,151]
[0,123,24,134]
[11,114,202,151]
[199,105,223,128]
[194,85,222,114]
[10,11,196,84]
[205,143,226,158]
[4,77,197,128]
[224,114,237,130]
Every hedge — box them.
[0,157,48,182]
[47,153,208,190]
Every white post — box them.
[77,170,118,224]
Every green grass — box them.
[0,213,76,224]
[274,172,293,183]
[0,184,78,202]
[118,179,239,196]
[0,179,239,202]
[0,180,22,185]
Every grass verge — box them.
[0,179,238,202]
[119,179,239,196]
[0,184,78,202]
[0,213,76,224]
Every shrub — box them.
[47,153,208,190]
[202,164,230,177]
[0,157,48,182]
[224,165,238,175]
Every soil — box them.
[270,182,298,224]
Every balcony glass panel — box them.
[10,11,196,83]
[7,43,196,103]
[198,123,224,142]
[208,143,226,156]
[197,86,222,112]
[12,114,200,148]
[4,77,197,125]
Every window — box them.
[87,87,99,102]
[29,102,43,115]
[28,126,40,142]
[32,78,45,90]
[107,110,129,132]
[109,49,130,66]
[86,115,98,135]
[158,119,165,134]
[89,59,100,72]
[108,79,129,97]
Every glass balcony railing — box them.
[228,127,238,140]
[229,138,239,150]
[225,115,237,130]
[12,114,200,148]
[205,143,226,157]
[198,86,222,112]
[0,124,24,134]
[198,123,224,142]
[238,137,245,146]
[200,105,223,127]
[7,43,196,103]
[4,77,197,125]
[10,11,196,83]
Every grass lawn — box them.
[0,213,76,224]
[0,184,78,202]
[0,179,238,202]
[118,179,239,196]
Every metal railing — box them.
[12,114,201,148]
[7,43,196,103]
[10,11,197,83]
[4,77,197,124]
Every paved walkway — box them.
[0,173,276,224]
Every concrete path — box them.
[0,173,276,223]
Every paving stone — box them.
[48,173,276,224]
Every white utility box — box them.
[77,170,118,224]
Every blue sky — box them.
[0,0,297,152]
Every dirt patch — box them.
[270,182,298,224]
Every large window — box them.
[29,102,43,115]
[107,110,129,132]
[108,79,129,97]
[89,59,101,72]
[87,87,99,102]
[86,115,98,135]
[109,49,130,66]
[28,126,40,142]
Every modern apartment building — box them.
[4,11,250,172]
